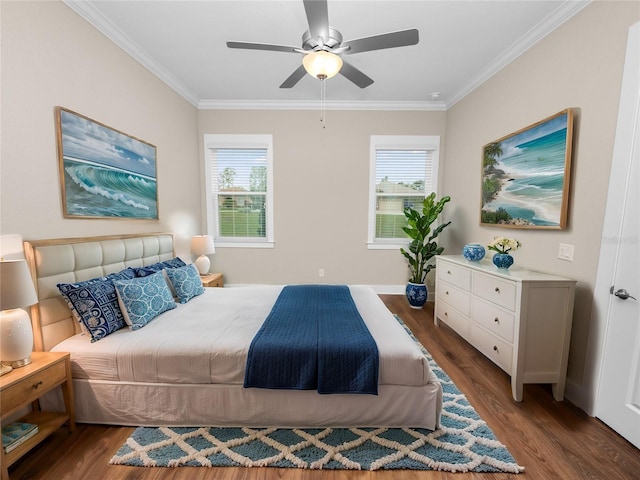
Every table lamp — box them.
[0,260,38,369]
[191,235,215,275]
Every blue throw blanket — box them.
[244,285,379,394]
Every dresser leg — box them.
[551,381,565,401]
[512,379,523,402]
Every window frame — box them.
[203,134,274,248]
[367,135,441,249]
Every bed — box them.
[24,233,442,429]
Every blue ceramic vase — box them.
[406,282,428,309]
[462,243,486,262]
[492,253,514,269]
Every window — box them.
[203,134,274,248]
[368,135,440,248]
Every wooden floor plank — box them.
[7,296,639,480]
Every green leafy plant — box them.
[400,193,452,284]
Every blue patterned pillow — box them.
[133,257,186,277]
[114,271,176,330]
[57,267,135,342]
[164,264,205,304]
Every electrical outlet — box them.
[558,243,574,261]
[319,268,325,277]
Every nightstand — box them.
[0,352,75,480]
[201,272,224,287]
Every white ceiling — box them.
[65,0,590,110]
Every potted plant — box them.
[487,236,521,269]
[400,192,451,309]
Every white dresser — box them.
[434,255,576,402]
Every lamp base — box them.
[0,364,13,376]
[194,255,211,275]
[1,355,31,368]
[0,308,34,369]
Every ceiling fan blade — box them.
[280,64,308,88]
[339,61,374,88]
[343,29,419,54]
[303,0,329,44]
[227,41,300,53]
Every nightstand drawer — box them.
[1,360,66,414]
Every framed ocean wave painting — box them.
[480,109,574,229]
[55,107,158,220]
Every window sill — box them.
[367,242,408,250]
[215,242,275,249]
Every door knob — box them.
[614,288,637,300]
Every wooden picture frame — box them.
[480,109,573,229]
[55,107,158,220]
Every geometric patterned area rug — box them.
[109,316,524,473]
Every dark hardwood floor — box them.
[8,295,639,480]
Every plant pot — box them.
[405,282,428,309]
[492,253,514,269]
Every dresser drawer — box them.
[437,260,471,291]
[470,325,513,374]
[437,281,471,316]
[472,297,515,342]
[435,301,470,340]
[1,360,66,414]
[472,271,517,311]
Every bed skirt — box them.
[41,376,442,429]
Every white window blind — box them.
[368,136,440,248]
[203,135,274,247]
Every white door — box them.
[595,21,640,449]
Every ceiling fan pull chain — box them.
[320,79,326,128]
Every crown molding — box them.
[197,99,447,111]
[447,0,591,108]
[65,0,591,112]
[64,0,201,107]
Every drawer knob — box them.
[445,291,449,295]
[444,311,448,316]
[494,317,500,324]
[494,287,501,293]
[32,380,43,389]
[447,270,451,275]
[493,345,499,353]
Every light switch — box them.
[558,243,574,261]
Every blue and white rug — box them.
[109,317,524,473]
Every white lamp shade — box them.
[303,51,343,79]
[0,260,38,310]
[191,235,215,256]
[0,260,37,367]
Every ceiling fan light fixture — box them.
[302,50,343,80]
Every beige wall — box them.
[198,109,447,287]
[0,1,201,256]
[443,1,640,411]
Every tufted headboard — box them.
[24,233,174,352]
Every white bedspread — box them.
[52,285,431,388]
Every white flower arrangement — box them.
[488,236,521,254]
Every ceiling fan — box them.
[226,0,419,89]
